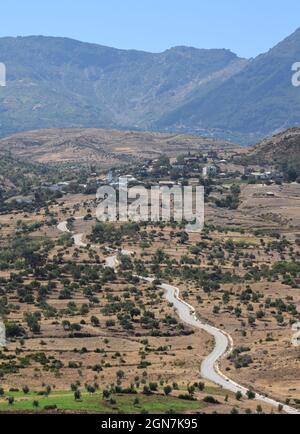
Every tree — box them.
[235,391,243,401]
[179,232,189,244]
[91,316,100,327]
[248,316,256,326]
[8,396,14,405]
[198,382,205,392]
[22,385,30,395]
[116,370,125,380]
[188,385,195,396]
[164,385,172,396]
[24,312,41,333]
[74,390,81,401]
[87,385,96,394]
[149,382,158,392]
[33,400,39,409]
[256,405,263,414]
[103,389,110,399]
[246,390,255,400]
[230,184,241,196]
[5,322,25,338]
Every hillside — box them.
[1,31,300,143]
[0,36,245,138]
[0,151,48,196]
[248,127,300,161]
[155,28,300,143]
[247,127,300,180]
[0,128,234,166]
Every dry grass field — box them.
[0,128,236,166]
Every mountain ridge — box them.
[157,27,300,142]
[1,31,300,143]
[0,35,246,139]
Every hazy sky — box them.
[1,0,300,58]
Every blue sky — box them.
[1,0,300,58]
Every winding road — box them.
[58,219,300,414]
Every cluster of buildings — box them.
[244,168,283,181]
[100,151,229,189]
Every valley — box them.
[0,127,299,414]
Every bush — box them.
[178,394,197,401]
[5,322,25,338]
[8,396,14,405]
[203,396,220,404]
[246,390,256,400]
[43,405,57,410]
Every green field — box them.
[0,390,205,414]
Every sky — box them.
[1,0,300,58]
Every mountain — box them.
[157,28,300,143]
[0,36,246,138]
[1,31,300,144]
[0,128,234,166]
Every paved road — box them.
[159,282,300,414]
[73,233,87,248]
[57,221,70,233]
[57,219,300,414]
[57,218,87,247]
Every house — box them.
[123,175,137,183]
[207,150,218,159]
[49,182,70,192]
[158,180,176,188]
[184,156,201,164]
[250,172,272,180]
[188,178,200,186]
[253,191,276,198]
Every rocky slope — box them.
[0,36,245,138]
